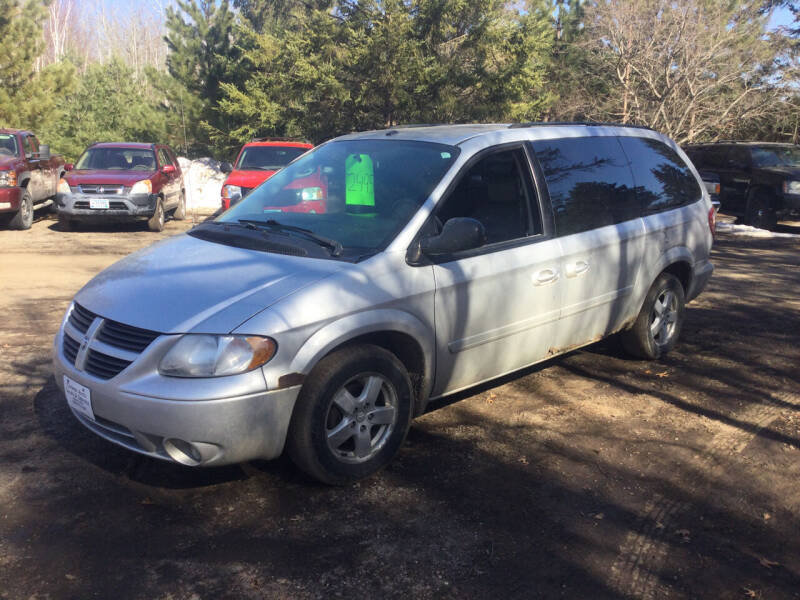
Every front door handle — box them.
[533,268,559,286]
[565,260,590,278]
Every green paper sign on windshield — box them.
[345,153,375,214]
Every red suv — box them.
[220,139,313,210]
[56,142,185,232]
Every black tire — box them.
[287,344,414,485]
[621,273,685,360]
[147,198,165,232]
[173,191,187,220]
[745,191,778,230]
[57,213,74,231]
[9,187,33,230]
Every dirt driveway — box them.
[1,213,799,599]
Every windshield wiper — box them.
[238,219,343,256]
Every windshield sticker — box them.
[345,153,375,214]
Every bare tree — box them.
[570,0,792,143]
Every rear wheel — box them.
[9,188,33,230]
[621,273,685,360]
[147,198,165,232]
[172,191,186,220]
[745,191,778,230]
[287,344,413,485]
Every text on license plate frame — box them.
[64,375,95,421]
[89,198,110,209]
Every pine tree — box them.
[165,0,242,152]
[0,0,75,133]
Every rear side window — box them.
[618,136,701,213]
[531,136,637,236]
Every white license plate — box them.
[64,375,95,421]
[89,198,110,209]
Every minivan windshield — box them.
[215,139,459,258]
[75,148,157,171]
[751,146,800,168]
[236,145,308,170]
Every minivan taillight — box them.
[708,206,716,237]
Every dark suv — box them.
[684,142,800,229]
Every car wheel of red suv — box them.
[173,191,186,221]
[10,188,33,230]
[148,198,165,232]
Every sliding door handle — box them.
[566,260,590,278]
[533,268,559,285]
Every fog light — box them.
[163,438,203,466]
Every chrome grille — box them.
[69,303,95,333]
[78,185,125,195]
[97,319,159,353]
[85,350,132,380]
[62,303,161,380]
[63,334,80,364]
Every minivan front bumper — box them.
[52,331,300,467]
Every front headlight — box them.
[0,170,17,187]
[300,187,324,201]
[130,179,152,195]
[783,180,800,195]
[159,334,276,378]
[222,185,242,199]
[58,178,71,194]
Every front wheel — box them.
[745,192,778,230]
[57,214,74,231]
[10,188,33,230]
[147,198,165,232]
[287,345,414,485]
[621,273,685,360]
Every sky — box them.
[769,5,796,30]
[100,0,797,32]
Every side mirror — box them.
[220,162,233,174]
[420,217,487,256]
[38,144,51,160]
[161,164,176,174]
[64,163,73,171]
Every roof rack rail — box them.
[390,123,446,129]
[509,121,655,131]
[251,136,310,143]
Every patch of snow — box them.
[716,221,800,239]
[178,157,225,211]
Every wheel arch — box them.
[747,184,778,207]
[631,248,694,321]
[288,310,435,416]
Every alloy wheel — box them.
[650,289,678,345]
[325,373,398,464]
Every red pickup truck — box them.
[0,129,67,230]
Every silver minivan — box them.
[53,124,715,483]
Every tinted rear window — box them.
[618,137,701,213]
[531,136,637,236]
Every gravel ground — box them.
[1,210,799,600]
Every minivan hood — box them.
[66,170,155,186]
[74,234,344,334]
